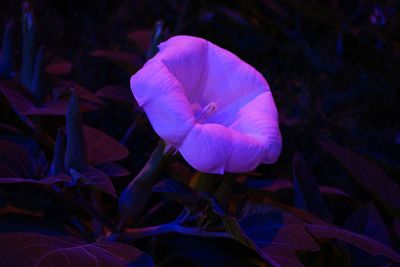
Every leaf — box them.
[128,30,152,51]
[343,203,390,266]
[0,19,15,78]
[292,151,331,222]
[241,212,320,267]
[320,140,400,215]
[306,224,400,263]
[0,84,98,116]
[70,167,116,197]
[65,93,87,172]
[45,60,72,75]
[96,162,130,177]
[95,85,135,106]
[53,81,105,106]
[0,139,36,178]
[31,45,45,103]
[153,179,202,208]
[0,173,71,185]
[230,204,320,267]
[90,50,142,71]
[49,128,65,175]
[0,232,154,267]
[84,125,129,165]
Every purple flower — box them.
[131,36,282,174]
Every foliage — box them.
[1,0,399,266]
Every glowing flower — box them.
[131,35,282,174]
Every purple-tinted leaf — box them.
[53,81,105,106]
[306,224,400,263]
[0,232,154,267]
[84,125,129,165]
[128,30,152,51]
[247,178,354,199]
[320,140,400,213]
[293,151,331,222]
[0,162,18,177]
[0,173,70,185]
[90,50,142,69]
[344,203,389,265]
[45,60,72,75]
[1,83,98,116]
[0,85,35,115]
[95,162,130,177]
[260,0,289,18]
[0,139,35,178]
[95,85,135,106]
[70,167,116,197]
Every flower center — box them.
[195,102,218,123]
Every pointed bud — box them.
[31,45,45,103]
[0,19,15,78]
[65,92,87,173]
[146,21,165,61]
[118,142,166,229]
[21,2,37,89]
[49,128,65,175]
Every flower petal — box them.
[230,92,282,163]
[131,61,195,146]
[157,36,209,103]
[179,123,232,174]
[199,41,268,110]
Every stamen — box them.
[195,102,218,123]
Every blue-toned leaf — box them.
[21,7,37,89]
[343,203,390,266]
[49,128,65,176]
[293,151,331,222]
[70,167,116,197]
[65,93,87,172]
[0,19,15,78]
[30,45,45,103]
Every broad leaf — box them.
[320,140,400,215]
[90,50,142,71]
[0,139,36,178]
[95,85,135,106]
[96,162,130,177]
[84,125,129,165]
[128,30,152,51]
[45,60,72,75]
[69,167,117,197]
[0,173,71,185]
[0,232,154,267]
[306,224,400,263]
[153,179,202,208]
[292,151,331,221]
[343,203,390,266]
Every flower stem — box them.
[118,141,172,230]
